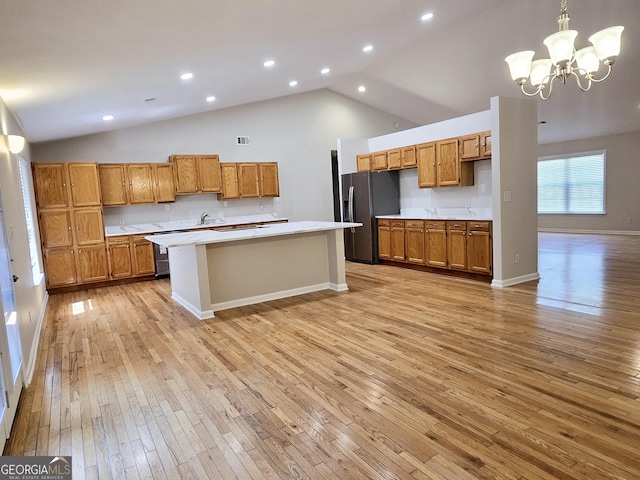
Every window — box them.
[537,150,605,214]
[18,157,44,285]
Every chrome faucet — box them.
[200,212,210,225]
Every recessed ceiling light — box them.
[103,114,114,121]
[421,12,434,21]
[289,80,298,87]
[206,96,216,102]
[358,85,366,93]
[363,45,374,53]
[321,67,330,75]
[180,73,194,80]
[264,60,275,67]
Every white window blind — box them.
[18,157,44,285]
[537,150,605,215]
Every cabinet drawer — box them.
[405,220,424,229]
[391,220,405,228]
[447,221,467,231]
[377,219,390,227]
[469,222,491,232]
[108,235,130,245]
[131,234,150,243]
[425,221,446,229]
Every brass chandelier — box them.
[505,0,624,100]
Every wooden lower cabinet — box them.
[377,219,391,260]
[425,221,447,268]
[405,220,425,264]
[43,248,77,288]
[78,245,110,283]
[468,222,492,274]
[447,221,467,270]
[108,237,133,278]
[390,220,405,261]
[132,236,155,276]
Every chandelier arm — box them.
[519,83,544,97]
[539,75,557,100]
[588,64,613,83]
[571,70,592,92]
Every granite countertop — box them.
[105,213,288,237]
[145,221,362,248]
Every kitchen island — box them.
[146,221,361,319]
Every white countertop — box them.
[105,213,287,237]
[377,207,492,221]
[377,214,492,221]
[146,221,362,248]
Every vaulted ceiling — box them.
[1,0,638,144]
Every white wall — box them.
[32,89,415,227]
[538,131,640,234]
[0,98,48,386]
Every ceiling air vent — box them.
[237,136,251,145]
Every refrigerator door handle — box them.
[348,185,355,233]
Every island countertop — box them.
[145,221,362,248]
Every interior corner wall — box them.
[1,97,48,387]
[537,130,640,234]
[491,96,539,287]
[32,89,415,226]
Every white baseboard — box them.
[23,291,49,387]
[171,292,215,320]
[538,228,640,236]
[492,272,540,288]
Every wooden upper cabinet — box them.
[197,155,222,193]
[127,164,155,204]
[259,163,279,197]
[238,163,260,198]
[480,132,492,158]
[357,154,372,172]
[401,146,417,168]
[99,164,128,206]
[172,155,199,194]
[417,142,437,188]
[68,163,102,207]
[39,210,73,248]
[220,163,240,199]
[387,149,402,170]
[153,164,175,203]
[460,131,492,161]
[372,151,388,170]
[73,208,105,246]
[32,163,69,209]
[436,138,461,186]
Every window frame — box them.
[18,157,44,286]
[537,150,606,215]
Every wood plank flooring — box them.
[5,232,640,479]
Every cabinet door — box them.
[436,139,460,186]
[480,132,492,158]
[357,154,372,172]
[390,220,405,262]
[220,163,240,199]
[73,208,105,246]
[387,149,402,169]
[447,222,467,270]
[198,155,222,193]
[44,248,77,287]
[405,220,425,264]
[468,223,492,274]
[127,164,155,204]
[108,238,133,278]
[39,210,73,248]
[459,134,481,161]
[417,143,437,188]
[68,163,102,207]
[401,146,417,168]
[153,164,176,203]
[377,221,391,260]
[238,163,260,198]
[132,237,155,276]
[372,151,388,170]
[32,163,69,209]
[172,155,199,194]
[259,163,279,197]
[99,164,128,206]
[78,245,109,283]
[426,222,447,268]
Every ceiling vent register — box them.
[237,136,250,145]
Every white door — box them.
[0,187,23,443]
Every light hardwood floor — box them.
[5,233,640,479]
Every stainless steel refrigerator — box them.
[342,170,400,263]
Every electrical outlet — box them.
[480,183,486,193]
[503,190,512,202]
[627,218,632,224]
[514,253,520,264]
[119,218,124,225]
[165,204,170,212]
[223,201,228,207]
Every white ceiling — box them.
[1,0,638,144]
